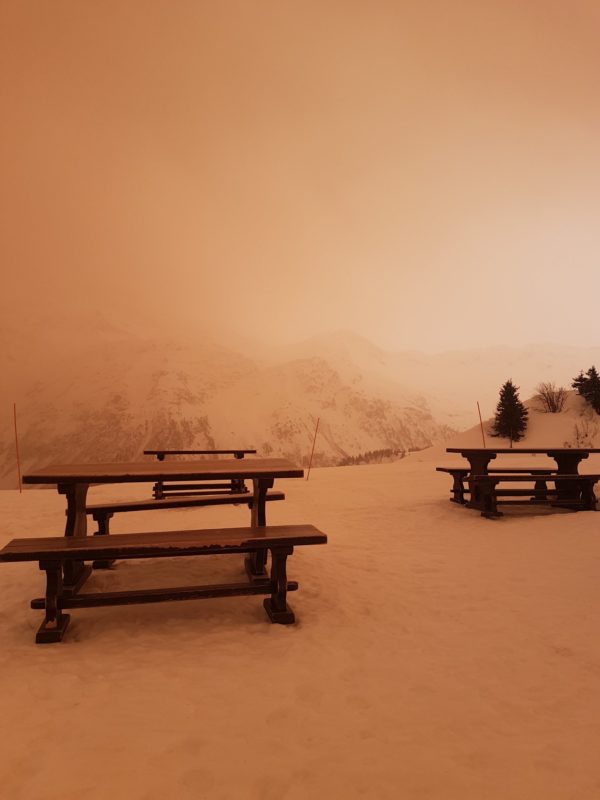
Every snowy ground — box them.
[1,446,600,799]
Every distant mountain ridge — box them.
[2,315,600,488]
[0,318,452,487]
[271,332,600,431]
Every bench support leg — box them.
[263,546,295,624]
[450,472,466,504]
[92,512,116,569]
[36,561,70,643]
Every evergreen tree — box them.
[571,366,600,414]
[490,380,528,444]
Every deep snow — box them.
[1,445,600,799]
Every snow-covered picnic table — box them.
[2,458,319,642]
[440,447,600,517]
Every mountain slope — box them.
[0,321,452,486]
[446,391,600,450]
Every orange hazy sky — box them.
[1,1,599,352]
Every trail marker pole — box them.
[477,402,486,448]
[13,402,22,493]
[306,417,320,480]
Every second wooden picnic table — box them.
[446,447,600,475]
[444,447,600,514]
[143,449,258,497]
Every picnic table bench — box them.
[436,466,558,505]
[86,489,285,568]
[0,524,327,643]
[471,474,600,518]
[144,449,257,497]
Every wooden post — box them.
[13,402,22,493]
[476,402,486,448]
[306,417,320,480]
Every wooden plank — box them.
[155,482,234,490]
[33,581,299,608]
[0,524,328,562]
[87,491,284,515]
[494,489,558,496]
[144,450,257,456]
[22,458,303,485]
[470,474,600,481]
[447,448,600,454]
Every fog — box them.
[2,1,600,353]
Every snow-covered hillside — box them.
[447,390,600,450]
[0,317,452,486]
[271,332,600,430]
[3,313,600,486]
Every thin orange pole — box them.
[477,401,486,448]
[13,402,22,493]
[306,417,320,480]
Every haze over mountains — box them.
[2,311,600,488]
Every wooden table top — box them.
[143,449,257,456]
[22,458,304,485]
[446,448,600,454]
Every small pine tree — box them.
[572,366,600,414]
[490,379,528,444]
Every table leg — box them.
[153,453,165,498]
[245,477,274,582]
[464,453,497,510]
[549,452,586,506]
[60,482,93,596]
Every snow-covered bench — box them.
[469,473,600,518]
[0,524,327,643]
[436,466,558,505]
[86,490,285,568]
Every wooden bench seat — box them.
[87,491,285,535]
[436,466,557,504]
[469,474,600,518]
[0,524,327,643]
[86,490,285,569]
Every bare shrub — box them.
[571,419,598,447]
[533,382,568,413]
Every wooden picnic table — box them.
[444,448,600,514]
[22,458,303,595]
[446,447,600,475]
[143,448,257,497]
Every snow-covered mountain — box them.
[3,312,600,488]
[0,317,452,487]
[269,332,600,431]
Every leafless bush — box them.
[532,382,568,413]
[571,420,598,448]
